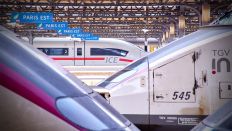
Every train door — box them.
[74,41,85,66]
[150,52,200,126]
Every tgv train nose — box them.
[0,25,140,131]
[56,92,140,131]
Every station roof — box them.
[0,0,231,41]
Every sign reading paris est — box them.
[11,12,99,40]
[11,12,53,23]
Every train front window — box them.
[90,48,128,57]
[76,48,82,56]
[98,57,148,89]
[37,48,69,56]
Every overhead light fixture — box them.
[202,3,210,24]
[170,23,175,35]
[179,15,185,29]
[109,24,130,27]
[142,29,149,33]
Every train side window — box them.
[219,12,232,25]
[77,48,82,56]
[38,48,49,55]
[90,48,128,57]
[211,11,232,25]
[50,48,69,56]
[37,48,68,56]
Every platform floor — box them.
[63,66,123,86]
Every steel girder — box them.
[0,0,231,39]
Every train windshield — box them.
[211,11,232,25]
[98,57,148,89]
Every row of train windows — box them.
[38,48,128,57]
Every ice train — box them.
[23,37,147,66]
[97,12,232,130]
[0,26,139,131]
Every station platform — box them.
[63,66,123,86]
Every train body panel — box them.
[0,85,78,131]
[98,57,150,124]
[107,57,150,124]
[148,28,232,126]
[196,34,232,113]
[31,37,146,66]
[97,25,232,128]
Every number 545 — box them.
[172,91,191,100]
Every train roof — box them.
[27,37,145,52]
[98,25,232,89]
[147,25,232,65]
[148,10,232,64]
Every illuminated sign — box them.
[37,22,68,30]
[10,12,99,40]
[71,33,99,40]
[71,32,93,38]
[11,12,53,23]
[57,28,83,34]
[81,36,100,40]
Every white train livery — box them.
[28,37,147,66]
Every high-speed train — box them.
[0,26,139,131]
[23,37,147,66]
[96,12,232,130]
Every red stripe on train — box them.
[85,57,105,60]
[119,58,133,62]
[52,57,105,60]
[52,57,133,62]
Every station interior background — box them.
[0,0,232,85]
